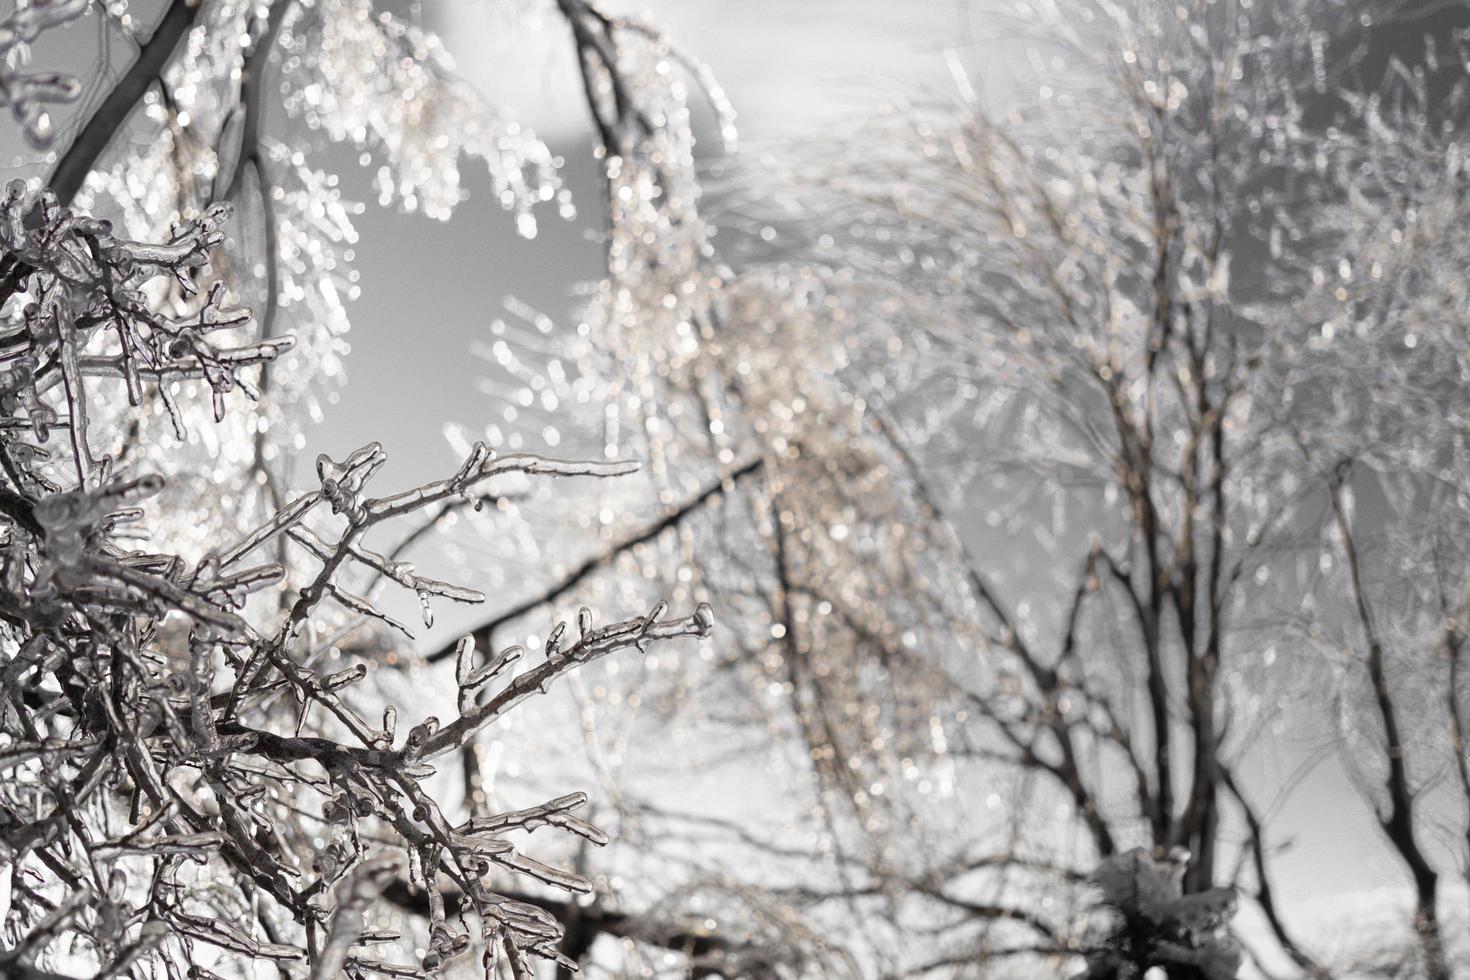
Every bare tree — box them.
[728,0,1470,975]
[430,0,1470,977]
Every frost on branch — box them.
[0,182,278,466]
[0,184,713,978]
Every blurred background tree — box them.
[432,0,1470,976]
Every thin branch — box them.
[426,457,762,664]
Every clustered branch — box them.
[0,181,713,978]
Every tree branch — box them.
[46,0,203,212]
[426,457,762,664]
[0,0,203,303]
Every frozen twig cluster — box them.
[0,179,713,978]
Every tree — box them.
[0,1,720,977]
[434,0,1470,976]
[727,0,1470,975]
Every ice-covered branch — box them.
[0,179,714,978]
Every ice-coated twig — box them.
[310,853,400,980]
[0,177,715,979]
[420,602,714,759]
